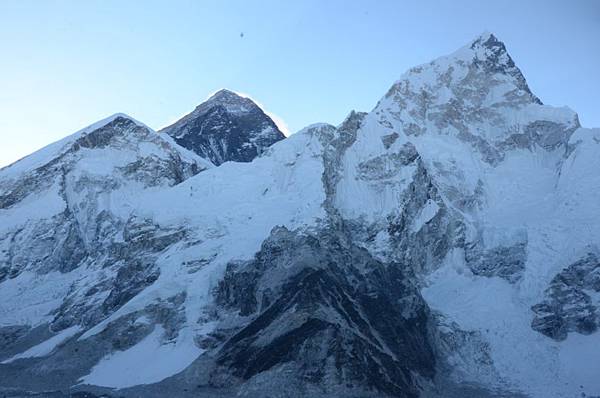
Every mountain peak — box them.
[468,31,512,63]
[470,30,496,46]
[338,110,367,134]
[83,113,150,133]
[466,32,542,104]
[468,32,514,66]
[375,33,579,163]
[207,88,246,102]
[193,89,261,117]
[160,91,285,165]
[383,31,544,107]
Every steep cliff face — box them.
[159,89,285,165]
[213,227,435,398]
[0,33,599,398]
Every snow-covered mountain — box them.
[1,33,599,398]
[159,89,286,165]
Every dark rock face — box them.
[213,226,436,397]
[382,151,464,275]
[531,253,600,340]
[497,120,580,153]
[465,241,527,283]
[160,90,285,165]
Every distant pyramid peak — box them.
[192,89,262,116]
[159,90,285,165]
[207,89,246,102]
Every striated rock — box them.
[214,226,435,398]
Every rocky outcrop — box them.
[531,253,600,340]
[465,241,527,283]
[213,226,435,398]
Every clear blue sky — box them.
[1,0,598,167]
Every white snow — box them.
[423,251,566,397]
[0,180,66,231]
[340,36,599,397]
[2,325,81,364]
[558,333,600,394]
[0,113,145,179]
[416,125,600,397]
[0,271,80,327]
[80,325,201,388]
[79,126,328,341]
[334,115,418,222]
[411,199,439,232]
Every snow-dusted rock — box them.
[159,89,285,165]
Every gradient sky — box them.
[1,0,598,167]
